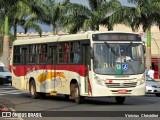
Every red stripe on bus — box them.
[12,65,87,77]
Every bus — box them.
[11,31,146,104]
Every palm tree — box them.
[0,13,4,57]
[35,0,70,35]
[127,0,160,68]
[0,0,45,68]
[21,16,42,37]
[10,0,43,39]
[61,0,121,33]
[0,0,22,68]
[8,1,30,40]
[103,5,141,31]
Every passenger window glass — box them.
[13,46,21,64]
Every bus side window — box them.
[37,44,47,64]
[13,46,21,64]
[74,48,80,63]
[29,45,36,63]
[74,42,80,64]
[58,43,66,63]
[63,43,69,63]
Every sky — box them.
[16,0,135,33]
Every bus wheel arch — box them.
[70,79,84,104]
[29,78,39,99]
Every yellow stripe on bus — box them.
[38,72,66,83]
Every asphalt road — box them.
[1,84,160,120]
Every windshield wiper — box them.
[104,42,118,56]
[125,42,133,55]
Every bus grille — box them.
[105,82,137,88]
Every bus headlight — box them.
[94,76,105,86]
[139,79,145,85]
[138,75,145,85]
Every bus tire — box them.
[115,97,125,104]
[72,83,84,104]
[65,95,70,101]
[39,93,46,99]
[29,80,39,99]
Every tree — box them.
[61,0,121,33]
[10,0,43,39]
[0,0,44,68]
[35,0,70,35]
[128,0,160,68]
[0,0,22,68]
[103,5,141,31]
[0,12,4,56]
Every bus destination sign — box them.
[92,33,141,41]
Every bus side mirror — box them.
[90,48,94,59]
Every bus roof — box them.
[13,31,139,45]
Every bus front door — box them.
[82,43,90,95]
[22,47,27,90]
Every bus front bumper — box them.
[90,83,146,97]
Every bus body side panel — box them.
[12,64,92,96]
[12,65,27,91]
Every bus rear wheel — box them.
[70,83,84,104]
[29,80,39,99]
[115,97,125,104]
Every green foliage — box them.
[61,0,122,33]
[127,0,160,48]
[37,0,70,34]
[0,0,159,36]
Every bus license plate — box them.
[118,89,127,94]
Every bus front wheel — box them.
[29,80,39,99]
[115,97,125,104]
[70,83,84,104]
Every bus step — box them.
[50,91,57,96]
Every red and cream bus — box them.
[11,31,146,104]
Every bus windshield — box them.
[93,43,145,75]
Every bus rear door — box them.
[47,44,58,95]
[22,47,28,90]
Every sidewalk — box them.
[0,98,15,111]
